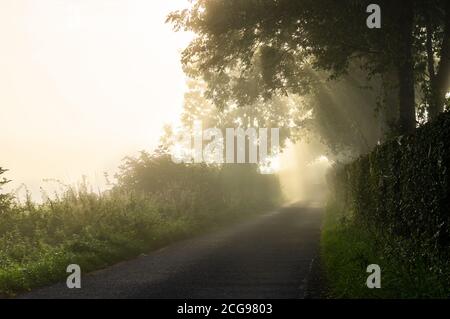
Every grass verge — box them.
[0,192,275,297]
[321,200,450,299]
[0,155,282,297]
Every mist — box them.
[1,0,449,300]
[0,0,192,200]
[279,139,331,204]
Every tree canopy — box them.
[169,0,450,157]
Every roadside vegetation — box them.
[322,112,450,299]
[322,200,450,298]
[0,154,281,296]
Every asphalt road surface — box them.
[21,203,323,299]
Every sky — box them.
[0,0,193,199]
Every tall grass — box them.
[0,153,281,296]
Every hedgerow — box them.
[325,111,450,298]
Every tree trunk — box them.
[381,66,400,135]
[397,2,416,134]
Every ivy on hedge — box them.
[328,111,450,255]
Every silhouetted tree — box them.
[168,0,450,138]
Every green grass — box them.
[321,200,450,299]
[0,188,276,297]
[0,155,281,297]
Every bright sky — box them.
[0,0,192,199]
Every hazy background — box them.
[0,0,327,203]
[1,0,193,199]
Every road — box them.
[20,203,323,299]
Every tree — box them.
[165,78,292,165]
[168,0,450,141]
[417,0,450,120]
[180,78,293,147]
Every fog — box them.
[0,0,192,200]
[2,1,341,204]
[279,140,332,204]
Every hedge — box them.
[328,111,450,258]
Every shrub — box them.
[325,111,450,297]
[0,154,281,295]
[329,111,450,257]
[0,167,11,213]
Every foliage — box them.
[329,111,450,250]
[0,155,281,296]
[325,111,450,298]
[0,167,11,213]
[322,200,450,298]
[116,152,282,225]
[169,0,450,150]
[180,75,387,160]
[175,79,295,153]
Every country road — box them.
[20,203,323,299]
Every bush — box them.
[329,111,450,256]
[0,154,281,296]
[116,152,282,226]
[325,111,450,298]
[0,167,11,213]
